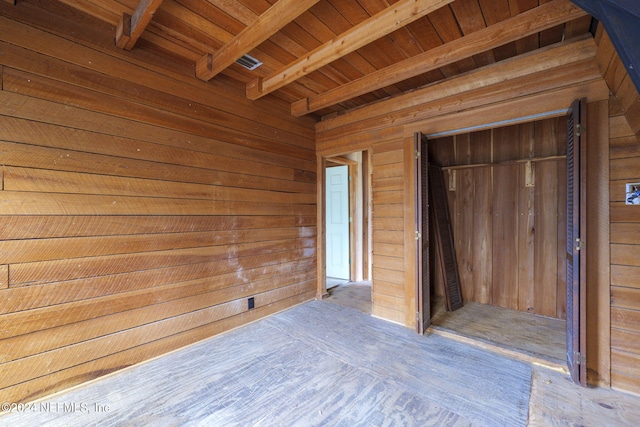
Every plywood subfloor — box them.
[430,298,566,369]
[1,301,530,426]
[3,301,638,426]
[528,365,640,426]
[325,280,372,314]
[326,277,349,289]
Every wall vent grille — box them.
[236,54,262,70]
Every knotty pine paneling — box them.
[430,118,567,319]
[0,10,316,403]
[597,24,640,394]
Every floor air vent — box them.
[236,54,262,70]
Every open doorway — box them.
[322,152,372,314]
[422,115,571,371]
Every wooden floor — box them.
[2,300,639,426]
[430,298,567,369]
[325,280,372,314]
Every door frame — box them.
[326,158,355,281]
[317,151,372,299]
[414,102,609,385]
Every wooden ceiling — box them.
[29,0,593,119]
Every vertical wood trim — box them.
[557,157,568,319]
[363,150,372,281]
[421,136,430,330]
[578,98,588,387]
[349,162,358,282]
[317,155,327,299]
[518,122,536,313]
[415,133,423,333]
[0,265,8,289]
[404,135,417,328]
[586,100,611,387]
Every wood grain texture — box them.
[528,365,640,426]
[611,265,640,288]
[2,301,636,426]
[0,8,316,404]
[317,38,600,138]
[0,265,7,290]
[492,164,519,310]
[584,99,610,386]
[431,298,566,366]
[247,0,455,99]
[370,142,407,324]
[0,301,532,425]
[518,162,536,313]
[196,0,321,81]
[471,167,493,305]
[429,119,567,318]
[534,160,560,318]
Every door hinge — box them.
[575,238,585,251]
[575,124,585,137]
[415,231,421,240]
[415,150,421,159]
[574,351,586,365]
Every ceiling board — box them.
[15,0,596,119]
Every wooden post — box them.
[404,134,418,328]
[586,99,611,387]
[317,155,327,300]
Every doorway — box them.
[422,116,571,370]
[322,152,372,313]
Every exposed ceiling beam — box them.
[246,0,455,100]
[571,0,640,93]
[115,0,163,51]
[196,0,321,82]
[317,36,599,135]
[293,0,587,116]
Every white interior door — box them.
[326,165,350,280]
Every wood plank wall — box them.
[372,138,408,325]
[0,3,317,403]
[595,27,640,395]
[317,34,607,331]
[429,118,568,319]
[317,127,408,326]
[317,24,615,387]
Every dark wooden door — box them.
[415,132,430,334]
[566,98,587,386]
